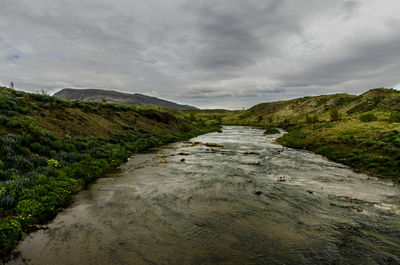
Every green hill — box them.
[224,88,400,181]
[0,86,217,257]
[225,88,400,125]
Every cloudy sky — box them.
[1,0,400,109]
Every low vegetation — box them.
[0,86,218,257]
[359,113,378,122]
[171,109,236,126]
[264,127,280,135]
[225,88,400,181]
[278,123,400,179]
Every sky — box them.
[1,0,400,109]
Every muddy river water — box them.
[8,126,400,265]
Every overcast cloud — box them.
[0,0,399,109]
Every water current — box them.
[8,126,400,265]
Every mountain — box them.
[53,88,198,110]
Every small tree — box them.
[10,82,14,89]
[330,108,340,121]
[257,115,263,123]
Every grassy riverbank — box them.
[277,120,400,180]
[224,88,400,181]
[0,87,218,257]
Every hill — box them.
[223,88,400,180]
[54,88,198,110]
[225,88,400,125]
[0,86,216,257]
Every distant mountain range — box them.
[53,88,198,110]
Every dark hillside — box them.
[54,88,198,110]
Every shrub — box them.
[278,130,307,148]
[0,196,15,209]
[389,112,400,123]
[16,199,45,219]
[330,108,340,121]
[7,116,34,129]
[0,219,22,255]
[264,127,280,135]
[189,113,196,122]
[122,125,135,130]
[30,142,52,157]
[306,114,319,124]
[47,159,60,168]
[393,139,400,148]
[360,113,377,122]
[180,124,191,133]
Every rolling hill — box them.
[222,88,400,180]
[225,88,400,125]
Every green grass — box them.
[277,121,400,180]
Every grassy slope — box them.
[225,88,400,180]
[0,87,218,257]
[170,109,237,125]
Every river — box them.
[8,126,400,265]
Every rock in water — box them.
[205,142,224,147]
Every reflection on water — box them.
[8,127,400,265]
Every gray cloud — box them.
[280,24,400,93]
[0,0,399,109]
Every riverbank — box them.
[0,86,219,258]
[7,127,399,265]
[277,120,400,181]
[222,88,400,181]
